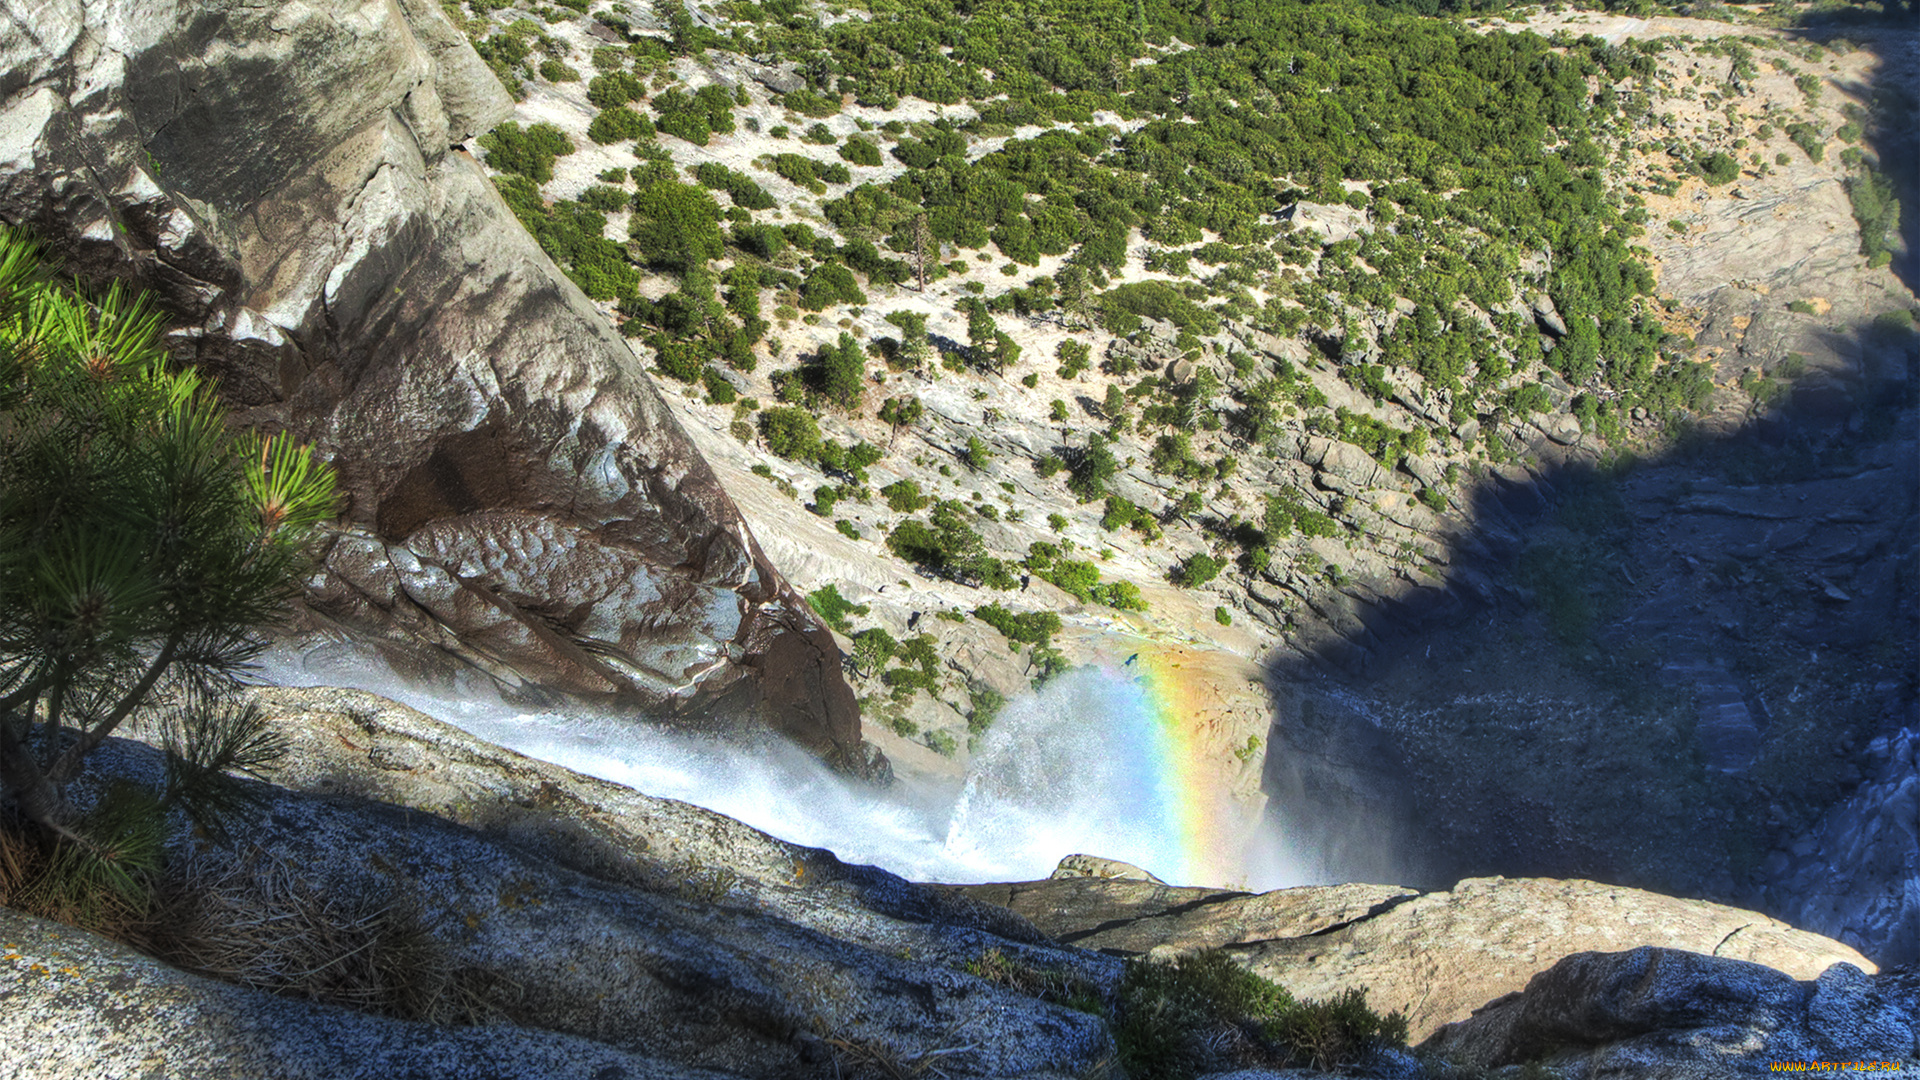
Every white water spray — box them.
[264,648,1303,889]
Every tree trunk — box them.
[0,713,67,829]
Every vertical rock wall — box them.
[0,0,867,767]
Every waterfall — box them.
[264,649,1302,889]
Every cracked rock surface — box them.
[947,872,1875,1042]
[0,0,865,764]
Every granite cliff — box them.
[0,0,867,765]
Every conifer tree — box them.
[0,227,337,837]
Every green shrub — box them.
[887,502,1010,587]
[818,332,866,409]
[1089,579,1148,611]
[1214,606,1232,626]
[1698,151,1739,186]
[1068,435,1118,502]
[758,406,823,461]
[1175,553,1222,588]
[629,177,724,270]
[806,583,868,633]
[478,120,573,183]
[963,436,991,471]
[839,138,884,166]
[1114,950,1407,1079]
[882,478,930,513]
[1056,339,1092,379]
[693,161,777,210]
[879,395,925,431]
[1264,490,1338,539]
[974,603,1061,648]
[1787,122,1825,163]
[588,105,655,144]
[1847,165,1901,267]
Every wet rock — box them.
[1767,727,1920,966]
[6,691,1115,1079]
[1050,854,1165,883]
[0,0,862,761]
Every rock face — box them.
[1423,946,1920,1079]
[0,0,863,763]
[0,688,1113,1079]
[947,872,1875,1042]
[1767,724,1920,967]
[0,688,1902,1079]
[0,908,744,1080]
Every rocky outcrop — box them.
[1,907,744,1080]
[0,688,1902,1079]
[0,0,864,762]
[1767,724,1920,967]
[947,871,1875,1042]
[1,688,1113,1079]
[1423,946,1919,1078]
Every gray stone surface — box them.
[952,872,1875,1043]
[1422,946,1920,1079]
[1768,725,1920,966]
[10,691,1118,1079]
[0,907,741,1080]
[0,0,864,765]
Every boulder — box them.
[1530,292,1569,338]
[949,874,1874,1042]
[1050,854,1166,883]
[0,0,863,762]
[1422,947,1918,1078]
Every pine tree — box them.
[0,227,337,837]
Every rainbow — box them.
[1095,649,1251,888]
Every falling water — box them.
[264,649,1301,889]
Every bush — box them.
[973,603,1061,648]
[963,436,991,471]
[758,406,823,461]
[887,502,1010,587]
[806,583,868,633]
[1698,151,1739,186]
[1090,579,1149,611]
[882,478,930,513]
[879,395,924,431]
[693,162,777,210]
[1114,950,1408,1078]
[839,138,883,166]
[0,227,336,840]
[478,120,573,183]
[588,106,654,145]
[1264,490,1338,539]
[1214,606,1232,626]
[1067,435,1118,502]
[818,332,866,409]
[629,177,725,270]
[1787,122,1825,163]
[1175,553,1222,588]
